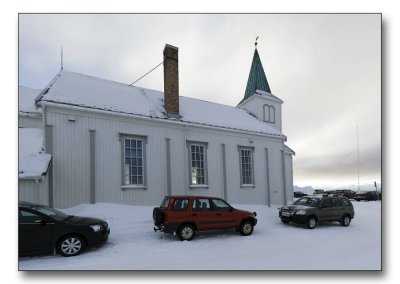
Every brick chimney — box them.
[163,44,180,117]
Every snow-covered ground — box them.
[18,201,381,270]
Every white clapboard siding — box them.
[45,105,293,208]
[18,115,42,129]
[19,179,49,205]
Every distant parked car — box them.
[313,189,325,195]
[336,189,357,199]
[353,191,381,201]
[294,191,307,198]
[279,196,354,229]
[19,201,110,257]
[153,195,257,241]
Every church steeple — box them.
[242,39,271,103]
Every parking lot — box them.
[19,200,381,270]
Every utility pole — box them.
[357,126,360,191]
[61,46,63,70]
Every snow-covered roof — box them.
[37,70,284,138]
[255,89,283,103]
[237,89,283,108]
[19,128,52,179]
[19,86,42,116]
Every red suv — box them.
[153,195,257,241]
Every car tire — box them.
[239,220,254,236]
[178,224,195,241]
[306,216,317,229]
[340,215,351,227]
[57,235,85,257]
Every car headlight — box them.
[90,224,103,232]
[295,210,306,215]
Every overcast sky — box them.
[18,14,381,189]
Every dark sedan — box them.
[19,201,110,257]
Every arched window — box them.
[270,106,275,123]
[263,104,275,123]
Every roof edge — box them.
[35,70,63,107]
[284,144,295,155]
[237,92,283,108]
[41,100,287,140]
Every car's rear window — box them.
[172,199,189,211]
[160,197,170,209]
[340,198,352,206]
[193,198,211,211]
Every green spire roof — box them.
[242,48,271,103]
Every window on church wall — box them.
[238,146,255,186]
[187,141,208,186]
[121,135,147,187]
[263,104,275,123]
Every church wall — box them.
[18,115,42,129]
[284,151,294,204]
[18,178,49,205]
[45,105,289,208]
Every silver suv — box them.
[279,196,354,229]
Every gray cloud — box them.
[18,14,381,188]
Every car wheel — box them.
[281,219,289,224]
[239,220,254,236]
[340,215,351,227]
[57,235,85,257]
[178,224,195,241]
[306,216,317,229]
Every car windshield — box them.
[293,197,321,207]
[32,206,70,221]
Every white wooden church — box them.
[20,43,295,209]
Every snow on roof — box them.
[19,128,51,179]
[38,70,284,137]
[255,89,283,103]
[19,86,42,115]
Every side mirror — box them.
[34,219,46,225]
[229,207,233,212]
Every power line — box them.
[129,60,164,86]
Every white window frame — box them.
[238,146,255,187]
[120,134,147,189]
[187,141,208,187]
[263,104,276,123]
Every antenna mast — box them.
[357,126,360,191]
